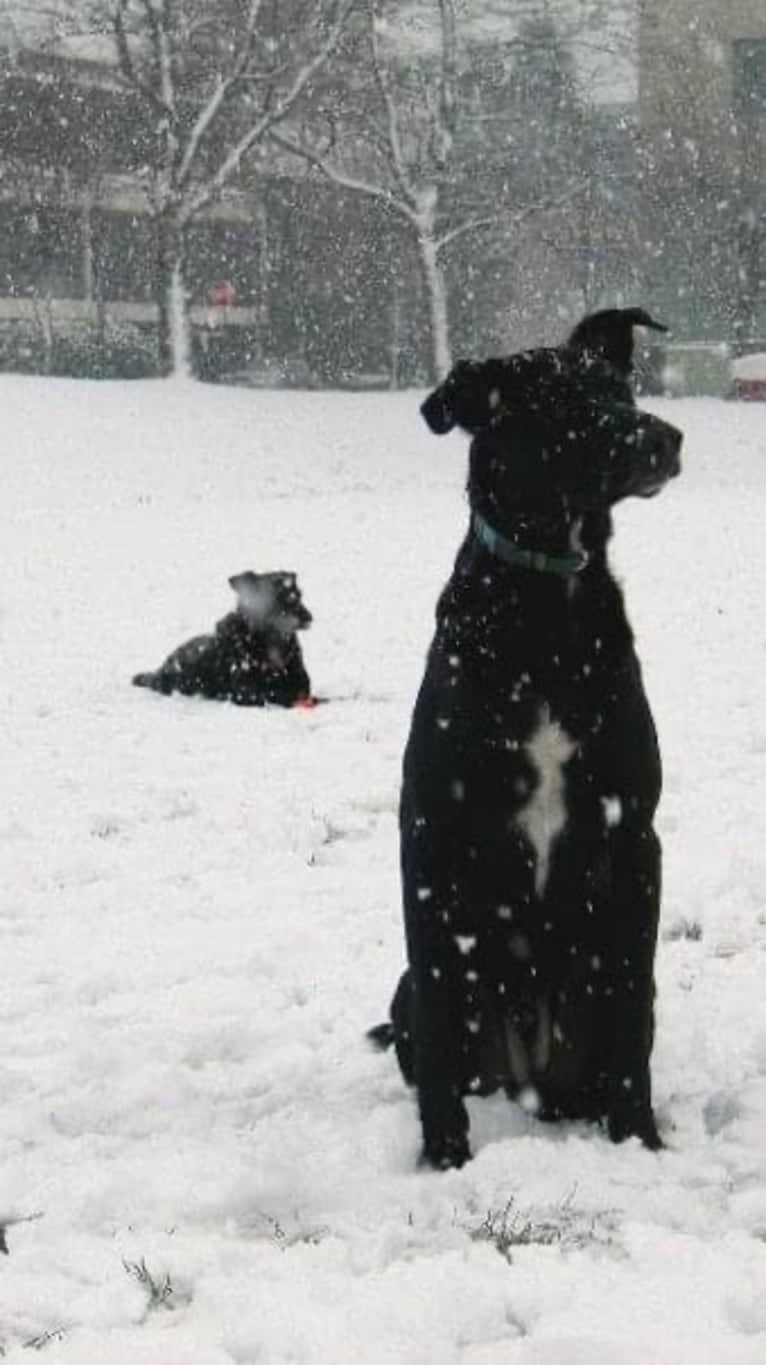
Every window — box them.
[733,38,766,114]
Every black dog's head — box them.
[566,307,668,379]
[420,312,681,521]
[420,310,669,441]
[228,571,313,634]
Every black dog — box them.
[132,571,314,706]
[371,308,682,1169]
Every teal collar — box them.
[472,510,589,576]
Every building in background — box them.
[13,4,760,384]
[0,8,638,385]
[0,44,413,384]
[638,0,766,349]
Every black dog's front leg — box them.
[411,966,471,1170]
[399,706,483,1171]
[381,966,470,1167]
[605,823,663,1150]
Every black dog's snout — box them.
[634,415,683,498]
[421,388,455,435]
[660,422,683,479]
[649,419,683,482]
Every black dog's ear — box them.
[421,387,454,435]
[567,307,668,378]
[421,365,467,435]
[421,360,485,435]
[619,307,668,334]
[228,571,260,594]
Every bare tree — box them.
[271,0,480,380]
[270,0,609,380]
[80,0,357,376]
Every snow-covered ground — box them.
[1,375,764,1363]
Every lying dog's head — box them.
[566,307,668,379]
[228,571,313,634]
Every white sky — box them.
[390,0,637,103]
[2,0,638,103]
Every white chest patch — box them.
[516,705,576,897]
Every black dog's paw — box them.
[419,1133,472,1171]
[607,1104,663,1151]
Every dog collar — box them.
[472,511,589,576]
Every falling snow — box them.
[0,380,764,1363]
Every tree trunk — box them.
[417,230,451,381]
[81,195,94,302]
[154,209,192,378]
[389,269,403,389]
[733,209,762,350]
[35,294,55,375]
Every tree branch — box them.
[184,0,356,218]
[175,0,269,186]
[434,0,457,166]
[267,126,417,226]
[369,0,416,206]
[114,0,167,117]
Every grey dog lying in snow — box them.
[132,571,315,707]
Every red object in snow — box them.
[209,280,238,308]
[292,696,321,709]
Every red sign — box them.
[209,280,238,308]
